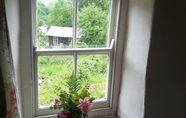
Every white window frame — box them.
[33,0,120,117]
[20,0,128,117]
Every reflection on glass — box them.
[38,55,73,107]
[77,54,109,99]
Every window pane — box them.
[38,55,73,107]
[36,0,111,49]
[77,54,109,99]
[77,0,111,48]
[37,0,73,49]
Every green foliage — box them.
[50,74,95,117]
[48,0,73,27]
[38,55,107,106]
[38,33,49,49]
[76,40,88,48]
[37,1,49,26]
[78,3,108,45]
[78,0,110,12]
[38,56,73,106]
[37,0,110,46]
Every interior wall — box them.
[144,1,186,118]
[117,0,154,118]
[20,0,33,117]
[5,0,22,117]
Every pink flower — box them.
[77,97,93,114]
[65,111,71,117]
[54,98,60,108]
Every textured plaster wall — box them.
[117,0,154,118]
[144,1,186,118]
[5,0,22,117]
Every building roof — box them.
[46,26,81,38]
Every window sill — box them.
[90,115,120,118]
[34,114,119,118]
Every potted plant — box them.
[50,74,95,118]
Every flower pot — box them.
[57,112,82,118]
[82,113,88,118]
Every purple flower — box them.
[65,111,71,117]
[57,113,67,118]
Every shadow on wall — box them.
[0,67,6,118]
[144,0,186,118]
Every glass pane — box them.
[38,55,73,107]
[37,0,73,49]
[77,54,109,99]
[77,0,111,48]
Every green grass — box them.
[38,54,108,106]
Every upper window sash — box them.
[32,0,118,50]
[36,39,115,55]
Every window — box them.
[53,37,58,46]
[31,0,121,117]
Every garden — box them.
[38,54,108,106]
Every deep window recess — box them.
[32,0,120,117]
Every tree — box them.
[78,3,108,45]
[37,1,49,26]
[78,0,110,12]
[48,0,73,27]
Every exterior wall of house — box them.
[48,36,70,47]
[49,36,53,47]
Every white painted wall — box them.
[117,0,154,118]
[20,0,33,117]
[5,0,23,117]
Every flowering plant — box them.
[50,74,95,118]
